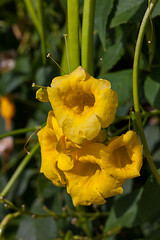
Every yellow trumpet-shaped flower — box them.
[38,111,124,206]
[47,66,118,144]
[0,95,16,131]
[100,131,143,181]
[38,112,143,207]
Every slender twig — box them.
[133,0,160,184]
[0,123,46,140]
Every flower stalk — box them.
[133,0,160,184]
[81,0,95,75]
[67,0,80,72]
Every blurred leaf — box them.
[98,27,125,72]
[152,1,160,17]
[139,169,160,223]
[104,188,143,233]
[144,69,160,109]
[14,56,31,74]
[95,0,114,50]
[145,226,160,240]
[16,200,57,240]
[110,0,146,28]
[101,69,133,105]
[144,125,160,162]
[37,174,56,199]
[35,66,53,86]
[16,169,36,196]
[0,0,12,6]
[0,173,7,191]
[6,75,28,93]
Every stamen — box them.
[100,58,105,79]
[32,83,47,89]
[47,53,66,75]
[63,34,70,74]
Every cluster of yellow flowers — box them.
[36,66,143,206]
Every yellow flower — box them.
[37,111,66,187]
[38,112,124,206]
[100,131,143,181]
[47,66,118,144]
[63,143,124,206]
[0,95,16,131]
[38,113,143,207]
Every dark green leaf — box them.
[139,169,160,223]
[152,1,160,18]
[145,226,160,240]
[110,0,146,28]
[98,27,125,72]
[100,69,133,105]
[144,69,160,109]
[144,125,160,162]
[14,56,31,74]
[16,200,57,240]
[95,0,114,50]
[104,188,143,233]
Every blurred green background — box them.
[0,0,160,239]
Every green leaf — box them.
[145,226,160,240]
[95,0,114,50]
[35,66,53,86]
[104,188,143,233]
[14,56,31,74]
[100,69,133,105]
[144,125,160,162]
[16,200,57,240]
[139,169,160,223]
[98,27,125,72]
[144,69,160,109]
[152,1,160,18]
[110,0,146,28]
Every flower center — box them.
[63,90,95,114]
[113,146,132,168]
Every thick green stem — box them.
[36,0,46,64]
[67,0,80,72]
[81,0,95,75]
[133,0,160,184]
[0,142,40,197]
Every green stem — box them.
[133,0,160,184]
[0,142,40,197]
[0,123,46,140]
[0,212,21,237]
[81,0,95,75]
[67,0,80,72]
[36,0,46,64]
[0,127,38,140]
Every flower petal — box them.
[47,66,118,144]
[100,131,143,180]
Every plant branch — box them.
[133,0,160,184]
[67,0,80,72]
[0,142,40,197]
[81,0,95,75]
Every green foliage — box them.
[0,0,160,239]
